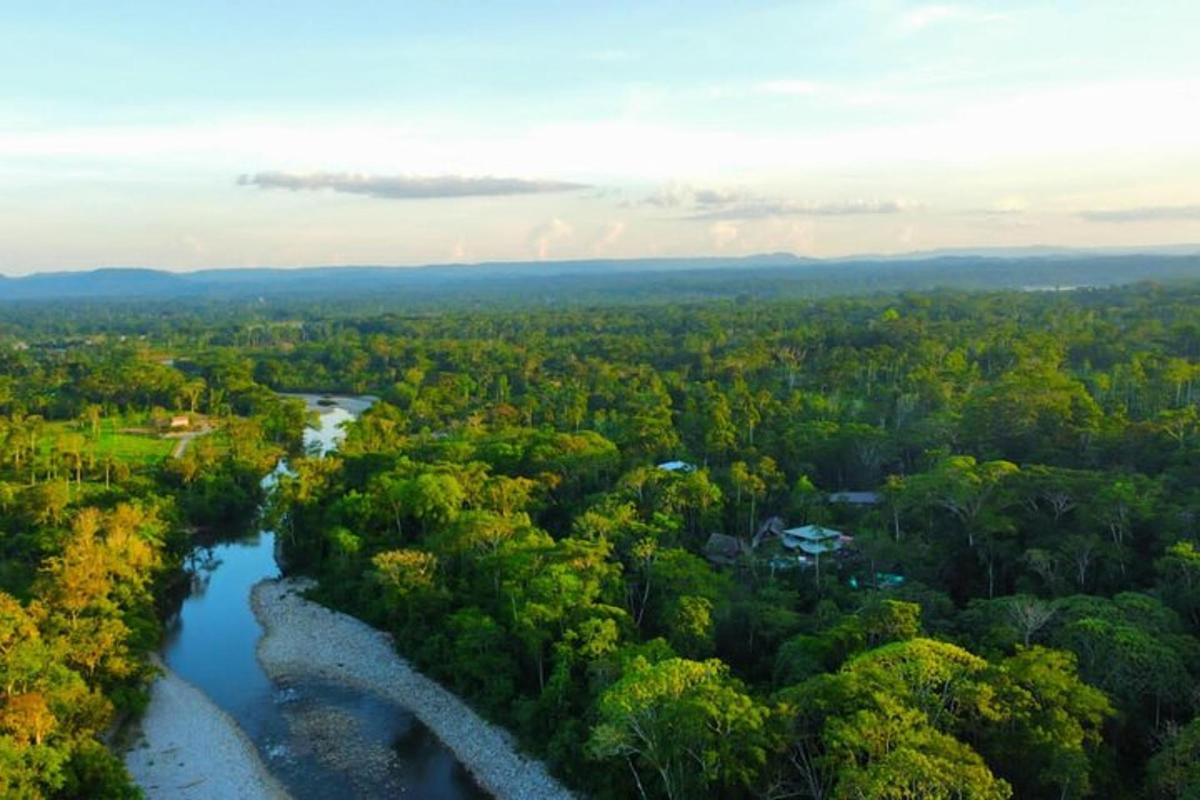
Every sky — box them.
[2,0,1200,274]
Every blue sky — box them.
[2,0,1199,272]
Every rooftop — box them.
[703,533,747,565]
[781,525,851,556]
[828,491,882,505]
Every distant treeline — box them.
[2,252,1200,319]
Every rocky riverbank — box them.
[252,577,576,800]
[124,659,291,800]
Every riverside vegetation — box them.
[0,345,307,797]
[3,280,1200,797]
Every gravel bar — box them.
[124,659,291,800]
[252,577,576,800]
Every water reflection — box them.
[162,395,485,799]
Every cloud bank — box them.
[636,185,915,220]
[1080,205,1200,223]
[238,171,589,199]
[685,196,915,221]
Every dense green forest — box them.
[3,279,1200,797]
[259,281,1199,799]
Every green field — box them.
[38,418,177,466]
[90,430,176,464]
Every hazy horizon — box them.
[3,1,1199,274]
[7,242,1200,280]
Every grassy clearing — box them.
[37,418,177,466]
[92,430,176,464]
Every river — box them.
[161,394,486,799]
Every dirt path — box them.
[168,426,215,458]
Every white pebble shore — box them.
[252,577,577,800]
[123,659,291,800]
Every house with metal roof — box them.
[780,525,852,555]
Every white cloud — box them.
[1080,205,1200,223]
[959,196,1030,216]
[239,171,587,199]
[709,221,740,250]
[639,184,757,209]
[529,218,573,259]
[991,196,1029,214]
[898,4,1006,35]
[900,4,961,33]
[756,80,821,96]
[686,197,919,221]
[594,221,627,253]
[692,188,753,206]
[641,184,694,208]
[636,185,921,223]
[2,78,1195,182]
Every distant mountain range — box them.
[0,254,804,301]
[3,248,1200,305]
[828,243,1200,261]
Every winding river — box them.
[162,395,486,799]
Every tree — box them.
[826,702,1011,800]
[862,599,922,648]
[701,389,736,465]
[977,647,1112,799]
[729,461,763,538]
[1158,541,1200,631]
[907,456,1019,550]
[665,595,714,659]
[903,456,1020,597]
[1089,476,1156,578]
[588,656,771,800]
[36,506,161,686]
[1048,594,1195,727]
[435,607,519,715]
[180,378,206,414]
[729,457,783,538]
[777,639,1012,800]
[499,534,620,692]
[1004,595,1057,648]
[19,481,70,528]
[403,472,467,534]
[631,546,728,638]
[790,474,828,526]
[56,433,86,489]
[1148,719,1200,800]
[369,548,439,629]
[666,468,722,541]
[0,590,116,798]
[961,367,1101,462]
[81,404,103,441]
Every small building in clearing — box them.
[657,460,697,474]
[703,533,748,566]
[169,415,190,430]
